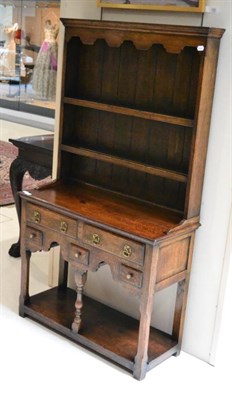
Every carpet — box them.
[0,140,51,206]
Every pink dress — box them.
[32,20,59,100]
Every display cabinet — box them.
[0,0,60,117]
[19,19,224,380]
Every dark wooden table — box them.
[8,134,53,257]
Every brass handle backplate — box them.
[92,233,100,245]
[123,245,132,258]
[33,211,41,223]
[60,221,68,233]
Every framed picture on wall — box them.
[97,1,205,13]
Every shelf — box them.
[63,97,194,128]
[61,144,188,183]
[23,287,178,370]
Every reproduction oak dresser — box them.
[19,19,224,380]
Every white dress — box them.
[0,23,18,77]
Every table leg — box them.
[19,249,31,317]
[133,246,159,380]
[8,158,28,257]
[172,234,195,356]
[72,270,88,333]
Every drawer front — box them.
[69,243,89,266]
[82,224,145,266]
[119,265,143,288]
[26,203,77,238]
[25,226,43,247]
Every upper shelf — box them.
[63,97,194,128]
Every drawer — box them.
[25,226,43,247]
[69,243,89,266]
[26,203,77,238]
[119,265,143,288]
[82,224,145,266]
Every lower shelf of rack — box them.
[22,287,178,372]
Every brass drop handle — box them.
[126,273,133,280]
[33,211,41,223]
[92,233,100,245]
[123,245,132,258]
[60,221,68,233]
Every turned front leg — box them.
[72,270,87,333]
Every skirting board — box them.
[0,107,54,132]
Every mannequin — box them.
[31,20,59,100]
[0,23,18,77]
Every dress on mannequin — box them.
[0,23,18,77]
[31,20,59,101]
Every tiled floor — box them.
[0,120,231,400]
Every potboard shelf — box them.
[22,287,178,370]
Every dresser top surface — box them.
[21,181,182,242]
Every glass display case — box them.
[0,0,60,117]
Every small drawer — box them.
[69,244,89,266]
[119,265,143,288]
[83,224,145,266]
[25,226,43,247]
[26,203,77,238]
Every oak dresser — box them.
[19,19,224,380]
